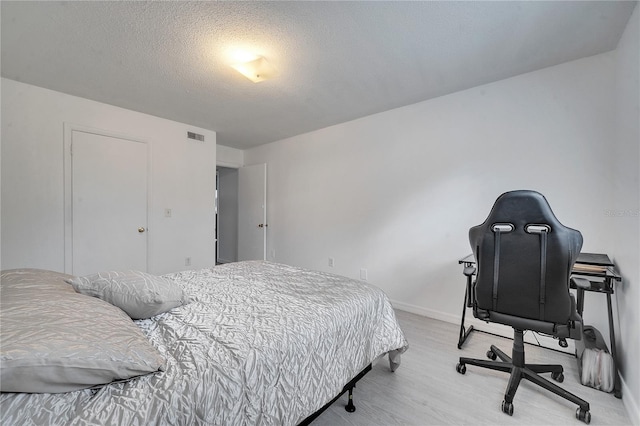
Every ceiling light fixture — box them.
[231,55,278,83]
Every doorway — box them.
[216,166,239,263]
[216,163,268,263]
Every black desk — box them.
[457,253,622,398]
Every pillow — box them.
[0,269,165,393]
[67,270,188,320]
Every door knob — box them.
[138,227,146,233]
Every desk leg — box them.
[606,292,622,399]
[458,287,474,349]
[576,288,585,317]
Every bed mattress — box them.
[1,261,407,425]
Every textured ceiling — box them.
[1,1,636,149]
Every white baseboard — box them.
[621,375,640,425]
[390,299,460,324]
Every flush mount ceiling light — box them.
[231,55,278,83]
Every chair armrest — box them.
[572,276,592,289]
[568,294,583,340]
[463,267,476,308]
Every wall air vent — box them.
[187,131,205,142]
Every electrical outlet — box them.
[185,257,191,266]
[360,268,368,281]
[328,257,335,267]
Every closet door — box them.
[70,130,148,275]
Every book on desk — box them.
[573,253,614,275]
[572,253,619,292]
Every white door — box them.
[238,163,267,260]
[71,130,148,275]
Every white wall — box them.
[245,51,639,413]
[246,52,616,318]
[217,144,244,168]
[612,6,640,422]
[1,78,217,275]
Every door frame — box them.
[215,163,240,264]
[63,123,153,274]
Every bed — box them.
[0,261,408,425]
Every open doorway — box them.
[216,166,239,264]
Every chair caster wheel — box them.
[551,371,564,383]
[456,363,466,374]
[486,350,497,360]
[501,400,514,416]
[345,403,356,413]
[576,408,591,424]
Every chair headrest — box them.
[479,190,563,231]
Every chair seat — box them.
[475,295,582,339]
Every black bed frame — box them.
[297,363,372,425]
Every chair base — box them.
[456,330,591,424]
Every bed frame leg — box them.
[345,386,356,413]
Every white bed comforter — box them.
[0,261,408,425]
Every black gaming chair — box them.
[456,190,591,423]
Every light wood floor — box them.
[313,310,633,426]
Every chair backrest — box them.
[470,190,582,324]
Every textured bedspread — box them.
[1,261,407,426]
